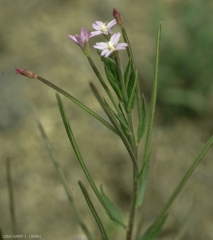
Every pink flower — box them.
[68,27,92,55]
[15,68,37,78]
[91,19,117,36]
[93,32,128,58]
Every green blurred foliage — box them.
[145,0,213,120]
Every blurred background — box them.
[0,0,212,239]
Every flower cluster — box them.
[68,10,128,57]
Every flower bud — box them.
[15,68,37,78]
[112,8,123,27]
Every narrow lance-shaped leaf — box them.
[137,95,146,143]
[142,22,162,164]
[78,181,109,240]
[137,94,147,143]
[105,56,119,80]
[145,134,213,237]
[118,102,128,124]
[104,65,123,100]
[36,76,117,135]
[124,60,131,87]
[127,70,138,112]
[100,184,124,226]
[114,55,129,106]
[56,93,126,228]
[90,82,129,135]
[139,24,162,214]
[136,147,153,208]
[118,102,131,135]
[139,214,168,240]
[135,23,162,240]
[136,170,148,209]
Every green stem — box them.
[126,169,138,240]
[36,76,117,134]
[121,27,136,68]
[79,181,109,240]
[119,26,141,240]
[56,93,106,205]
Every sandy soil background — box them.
[0,0,212,239]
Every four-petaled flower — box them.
[68,27,93,55]
[91,19,117,36]
[93,32,128,58]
